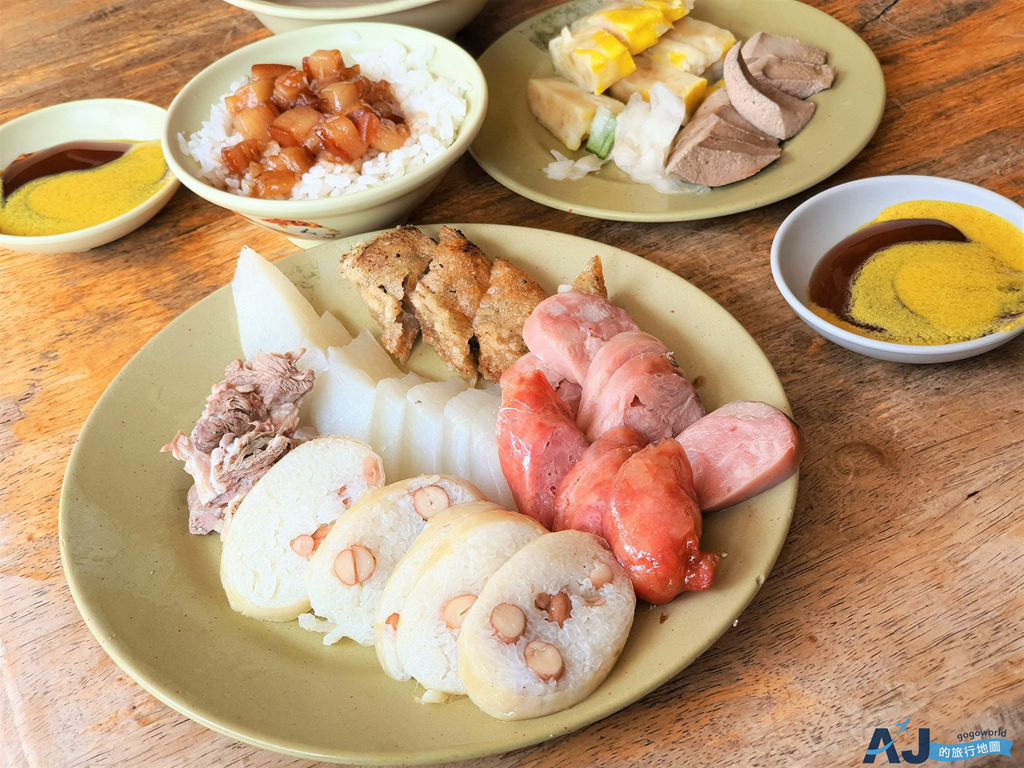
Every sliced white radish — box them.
[305,346,375,441]
[231,246,349,373]
[369,372,426,480]
[306,331,403,442]
[338,328,403,383]
[318,309,353,347]
[469,390,516,510]
[442,388,494,482]
[402,378,467,477]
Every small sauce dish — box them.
[770,175,1024,363]
[0,99,179,254]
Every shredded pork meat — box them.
[162,350,315,534]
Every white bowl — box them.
[221,0,488,37]
[162,22,487,247]
[770,175,1024,363]
[0,99,179,254]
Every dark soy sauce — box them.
[1,141,133,197]
[808,218,969,324]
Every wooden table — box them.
[2,1,1022,766]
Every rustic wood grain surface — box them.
[1,0,1022,766]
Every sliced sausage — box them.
[496,368,590,528]
[576,331,667,427]
[553,425,647,537]
[604,439,719,604]
[500,351,582,419]
[677,400,804,512]
[580,349,704,443]
[521,291,640,385]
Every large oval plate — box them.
[471,0,885,221]
[60,225,797,763]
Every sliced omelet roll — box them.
[582,5,671,55]
[549,26,636,94]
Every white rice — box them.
[179,35,470,200]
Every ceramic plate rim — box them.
[0,98,179,252]
[223,0,444,19]
[162,23,488,215]
[59,224,798,763]
[769,174,1024,363]
[470,0,886,222]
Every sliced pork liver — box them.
[741,31,829,65]
[666,106,782,186]
[723,44,816,140]
[748,55,836,98]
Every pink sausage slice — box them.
[605,440,719,604]
[521,291,640,385]
[553,425,647,538]
[581,351,704,443]
[497,368,590,528]
[576,331,669,428]
[677,400,805,512]
[501,351,582,420]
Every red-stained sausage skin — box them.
[553,425,648,538]
[497,369,590,529]
[605,439,719,603]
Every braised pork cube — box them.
[346,104,380,143]
[302,49,358,86]
[251,63,295,82]
[252,168,300,199]
[221,138,264,175]
[225,79,275,115]
[269,105,322,148]
[317,114,367,162]
[358,77,404,123]
[318,81,361,114]
[373,119,410,152]
[346,104,410,152]
[272,68,315,110]
[261,145,315,176]
[232,103,279,145]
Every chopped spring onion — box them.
[586,106,617,159]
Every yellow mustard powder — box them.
[842,200,1024,345]
[0,142,170,236]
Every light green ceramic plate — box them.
[59,225,797,764]
[471,0,885,221]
